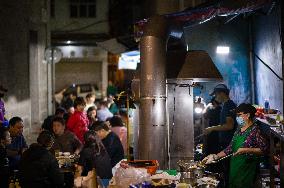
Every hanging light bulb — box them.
[194,97,205,114]
[44,47,63,64]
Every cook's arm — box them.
[211,117,234,131]
[234,147,263,155]
[217,151,226,158]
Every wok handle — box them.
[215,153,233,163]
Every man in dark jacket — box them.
[204,84,237,186]
[94,122,124,167]
[0,126,12,188]
[19,131,64,188]
[41,107,66,133]
[7,117,28,171]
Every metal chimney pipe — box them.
[139,15,169,169]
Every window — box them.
[50,0,55,18]
[70,0,96,18]
[79,84,92,93]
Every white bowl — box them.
[63,152,70,156]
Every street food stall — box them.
[256,109,284,187]
[128,21,224,185]
[108,159,220,188]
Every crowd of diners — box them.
[0,92,128,188]
[0,83,272,188]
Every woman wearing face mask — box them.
[203,103,267,188]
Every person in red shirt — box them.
[67,97,89,143]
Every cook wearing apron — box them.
[203,103,267,188]
[229,126,259,188]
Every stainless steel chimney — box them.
[139,16,168,169]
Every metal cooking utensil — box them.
[194,134,204,141]
[211,153,233,164]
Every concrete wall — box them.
[55,46,108,97]
[184,18,251,105]
[50,0,108,33]
[50,0,109,97]
[145,0,207,16]
[55,60,102,91]
[252,6,283,111]
[0,1,50,144]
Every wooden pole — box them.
[126,93,130,161]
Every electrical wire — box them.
[246,2,282,80]
[254,53,283,80]
[228,14,283,81]
[53,19,108,33]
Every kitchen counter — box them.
[270,127,284,141]
[257,118,284,188]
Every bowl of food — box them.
[63,152,71,156]
[194,167,205,178]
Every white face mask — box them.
[236,116,245,127]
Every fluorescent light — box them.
[118,50,140,70]
[66,40,71,44]
[118,57,137,70]
[195,107,203,114]
[120,50,140,64]
[216,46,230,54]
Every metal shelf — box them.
[257,118,284,188]
[270,127,284,142]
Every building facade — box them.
[50,0,109,98]
[0,0,51,143]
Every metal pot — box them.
[194,167,205,178]
[177,160,198,172]
[180,177,196,185]
[180,171,195,179]
[197,184,217,188]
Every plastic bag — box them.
[110,166,151,188]
[74,171,103,188]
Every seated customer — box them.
[94,122,124,167]
[41,107,66,133]
[19,131,64,188]
[67,97,89,143]
[84,93,97,112]
[7,117,28,171]
[52,117,82,154]
[110,115,127,155]
[97,100,113,122]
[0,126,12,188]
[77,131,112,186]
[87,106,97,129]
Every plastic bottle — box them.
[15,179,21,188]
[276,110,281,121]
[264,99,270,114]
[142,181,151,188]
[8,180,15,188]
[92,169,98,188]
